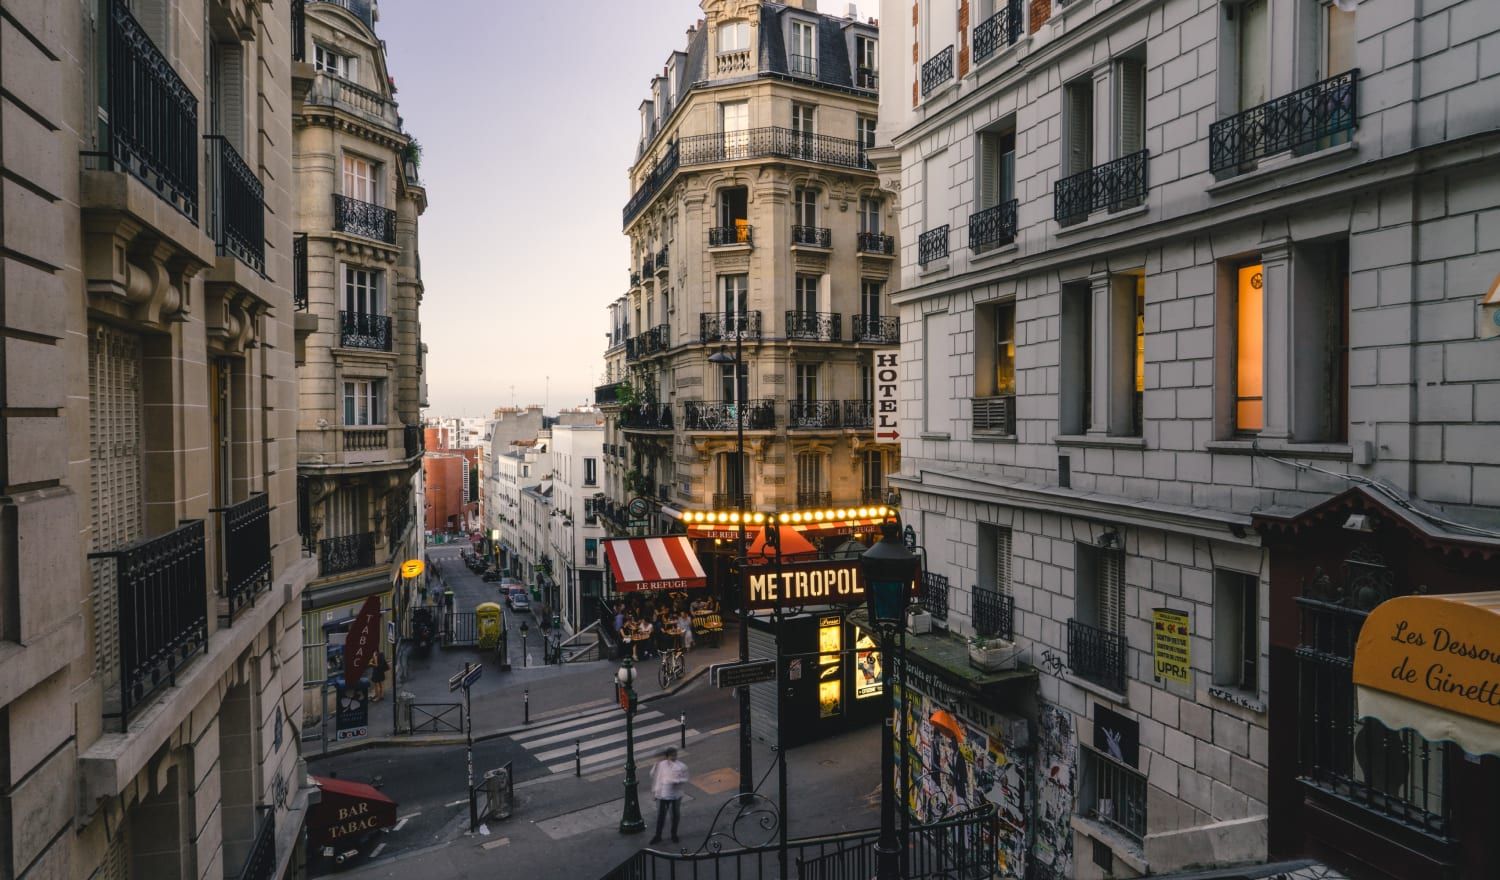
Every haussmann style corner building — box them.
[290,0,429,727]
[873,0,1500,878]
[0,0,317,877]
[597,0,904,613]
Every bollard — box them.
[575,740,581,777]
[680,713,686,748]
[524,688,530,724]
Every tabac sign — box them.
[744,559,893,611]
[1353,592,1500,727]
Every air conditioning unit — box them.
[906,608,933,634]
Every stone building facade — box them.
[877,0,1500,877]
[547,421,608,628]
[0,0,312,876]
[292,0,427,718]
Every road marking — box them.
[514,710,664,748]
[394,812,421,831]
[704,722,740,737]
[444,798,468,808]
[530,718,682,760]
[511,705,656,741]
[480,837,510,850]
[528,696,616,722]
[368,842,387,859]
[544,730,699,774]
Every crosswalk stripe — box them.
[531,718,683,761]
[511,705,657,742]
[514,710,665,749]
[545,730,699,774]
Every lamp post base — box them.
[873,841,902,880]
[619,778,645,834]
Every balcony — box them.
[642,324,671,355]
[700,310,762,343]
[712,493,753,510]
[856,232,895,255]
[655,246,669,274]
[973,0,1024,65]
[852,315,900,345]
[969,199,1018,252]
[235,807,277,880]
[684,400,776,431]
[312,0,374,29]
[619,403,674,431]
[972,395,1016,435]
[789,400,841,430]
[339,310,393,351]
[921,45,954,97]
[860,485,889,505]
[319,532,376,578]
[919,571,949,620]
[386,492,412,559]
[709,225,753,247]
[918,225,950,265]
[1054,149,1149,227]
[595,382,627,405]
[796,491,832,509]
[404,424,424,459]
[791,225,832,248]
[103,0,199,220]
[215,493,272,624]
[293,234,309,309]
[717,49,753,75]
[1082,747,1148,843]
[624,141,681,227]
[344,427,385,451]
[333,193,397,244]
[204,135,265,274]
[843,400,874,429]
[641,256,655,277]
[789,53,818,79]
[786,311,841,342]
[856,67,879,90]
[89,520,209,724]
[1067,618,1128,692]
[973,589,1015,640]
[1209,69,1359,178]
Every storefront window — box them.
[818,615,842,718]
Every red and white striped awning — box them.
[603,536,708,592]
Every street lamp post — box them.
[860,523,920,880]
[617,656,646,834]
[708,336,752,797]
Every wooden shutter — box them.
[1116,58,1144,157]
[995,526,1012,596]
[1239,0,1269,109]
[1099,548,1125,634]
[977,131,999,211]
[89,324,145,685]
[218,43,245,150]
[1066,81,1093,175]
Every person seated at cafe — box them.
[677,610,694,651]
[613,603,626,636]
[638,619,656,658]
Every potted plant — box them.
[968,634,1020,672]
[905,601,933,635]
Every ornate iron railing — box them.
[791,225,832,248]
[920,571,949,620]
[974,0,1024,64]
[404,424,424,459]
[973,588,1014,640]
[921,45,954,96]
[293,233,309,309]
[843,399,874,429]
[624,336,640,362]
[1083,747,1148,843]
[918,225,949,264]
[972,395,1016,434]
[595,383,624,405]
[630,270,642,287]
[619,403,674,431]
[318,532,376,577]
[291,0,307,62]
[236,807,277,880]
[90,520,209,724]
[624,141,681,226]
[1068,618,1127,692]
[709,225,753,247]
[969,198,1018,251]
[296,475,314,555]
[794,491,831,509]
[789,53,818,78]
[204,135,265,273]
[711,493,753,511]
[789,400,841,429]
[861,485,887,504]
[333,193,397,243]
[786,311,841,342]
[684,400,776,431]
[643,324,671,355]
[856,232,894,255]
[1054,149,1149,226]
[107,0,200,220]
[339,310,392,351]
[852,315,900,344]
[700,310,762,343]
[856,67,879,90]
[386,493,411,559]
[216,493,271,624]
[1210,70,1359,176]
[679,126,873,170]
[655,246,669,273]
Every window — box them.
[975,301,1016,397]
[313,44,357,80]
[792,103,816,160]
[1076,543,1124,635]
[795,274,819,314]
[584,458,598,486]
[977,524,1012,595]
[208,41,245,148]
[796,451,824,495]
[715,451,745,496]
[862,449,885,499]
[1134,279,1145,433]
[1080,746,1147,843]
[794,187,818,227]
[859,360,873,402]
[860,280,882,319]
[790,20,817,76]
[1060,284,1092,435]
[1064,77,1094,177]
[1236,0,1269,111]
[1233,263,1264,433]
[922,150,950,237]
[719,362,748,403]
[721,101,749,159]
[859,196,882,234]
[719,20,749,53]
[857,115,877,152]
[718,186,749,235]
[1292,241,1349,442]
[922,311,957,434]
[585,538,598,566]
[342,155,377,203]
[720,274,748,321]
[795,363,819,401]
[976,126,1016,212]
[343,266,381,315]
[343,379,384,426]
[856,35,878,82]
[1213,570,1259,693]
[1114,53,1146,159]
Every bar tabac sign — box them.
[744,559,870,611]
[1353,592,1500,726]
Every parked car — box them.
[505,586,526,608]
[481,570,504,583]
[510,592,530,612]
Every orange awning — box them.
[747,525,819,561]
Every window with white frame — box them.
[856,35,878,85]
[343,266,382,315]
[977,524,1013,596]
[342,154,378,203]
[343,379,385,426]
[584,458,598,486]
[719,20,750,53]
[719,362,748,403]
[789,20,817,77]
[796,451,823,497]
[794,274,819,315]
[1063,76,1094,178]
[794,187,818,227]
[1213,570,1259,693]
[857,115,877,153]
[859,196,882,235]
[721,101,750,159]
[795,363,819,401]
[861,280,883,320]
[861,449,885,499]
[720,274,748,319]
[314,44,358,81]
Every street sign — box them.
[711,659,777,688]
[463,664,484,689]
[449,663,483,692]
[628,497,651,518]
[629,518,648,529]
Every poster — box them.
[818,616,842,717]
[1031,702,1076,880]
[343,595,384,682]
[1152,607,1191,684]
[1092,704,1140,768]
[854,632,882,699]
[335,681,370,742]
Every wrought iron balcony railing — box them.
[709,225,753,247]
[972,395,1016,434]
[684,399,776,431]
[105,0,199,220]
[861,485,888,504]
[643,324,671,355]
[339,310,392,351]
[215,493,271,624]
[973,0,1024,64]
[856,67,879,90]
[969,199,1018,251]
[791,225,832,248]
[1083,747,1148,842]
[90,520,209,724]
[973,588,1015,640]
[236,807,277,880]
[333,193,397,243]
[343,427,385,451]
[293,233,309,309]
[386,492,411,559]
[1209,69,1359,177]
[595,382,627,405]
[852,315,900,344]
[789,400,841,429]
[789,53,818,78]
[318,532,376,578]
[655,246,669,273]
[619,403,674,431]
[844,399,874,429]
[797,490,833,509]
[624,336,640,362]
[712,493,754,511]
[918,225,950,264]
[856,232,895,255]
[786,311,841,342]
[205,135,265,273]
[920,571,950,620]
[700,310,762,343]
[1068,618,1127,692]
[624,141,681,226]
[1054,149,1149,227]
[404,424,424,458]
[921,45,954,96]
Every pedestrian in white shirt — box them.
[648,747,689,844]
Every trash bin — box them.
[395,691,415,734]
[482,766,513,820]
[475,602,503,650]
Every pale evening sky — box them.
[376,0,880,418]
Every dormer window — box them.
[719,20,750,53]
[313,44,358,81]
[856,35,878,89]
[789,20,817,78]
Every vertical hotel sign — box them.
[1152,608,1191,684]
[875,349,899,442]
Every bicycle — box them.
[658,645,686,689]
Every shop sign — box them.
[335,683,369,741]
[400,559,425,579]
[1353,593,1500,726]
[342,595,384,682]
[1151,607,1191,684]
[712,659,776,688]
[819,615,843,718]
[854,632,883,699]
[874,349,899,441]
[1092,704,1139,768]
[743,559,870,610]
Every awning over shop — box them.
[604,536,708,592]
[1354,591,1500,757]
[746,525,819,561]
[307,775,398,847]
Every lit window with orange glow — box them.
[994,303,1016,395]
[1134,277,1146,396]
[1235,264,1264,432]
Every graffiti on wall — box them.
[1030,701,1077,880]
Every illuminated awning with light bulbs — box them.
[676,505,896,541]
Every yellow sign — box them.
[400,559,425,579]
[1353,592,1500,727]
[1152,608,1191,684]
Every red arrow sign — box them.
[876,431,900,441]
